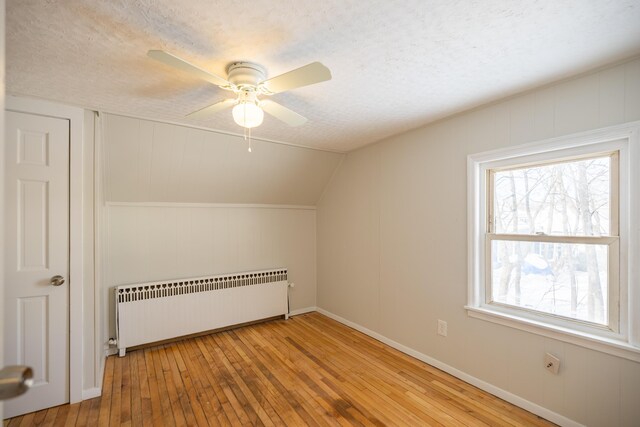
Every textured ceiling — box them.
[7,0,640,152]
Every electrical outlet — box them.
[544,352,560,374]
[437,320,447,337]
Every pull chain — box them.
[242,105,253,152]
[242,127,253,152]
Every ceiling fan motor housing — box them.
[227,62,266,89]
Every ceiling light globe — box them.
[232,102,264,128]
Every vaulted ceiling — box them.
[7,0,640,152]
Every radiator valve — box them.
[108,338,117,347]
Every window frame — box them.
[486,151,619,332]
[467,122,640,362]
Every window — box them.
[467,123,640,361]
[488,153,618,329]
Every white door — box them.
[3,111,69,418]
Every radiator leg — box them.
[285,313,290,320]
[118,348,126,357]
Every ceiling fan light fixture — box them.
[148,51,332,129]
[232,101,264,128]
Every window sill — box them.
[465,305,640,362]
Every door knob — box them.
[50,275,65,286]
[0,366,33,400]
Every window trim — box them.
[467,121,640,362]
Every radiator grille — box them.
[117,269,288,303]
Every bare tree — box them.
[494,176,513,300]
[556,166,578,313]
[509,172,522,304]
[576,162,604,320]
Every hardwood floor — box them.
[4,312,554,426]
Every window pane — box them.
[493,156,610,236]
[490,240,608,326]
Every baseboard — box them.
[315,307,583,427]
[81,387,102,400]
[289,306,317,316]
[80,348,111,401]
[105,347,118,356]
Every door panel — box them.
[18,180,49,270]
[17,296,48,386]
[4,111,69,418]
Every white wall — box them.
[99,114,340,361]
[317,57,640,426]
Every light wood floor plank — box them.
[134,350,153,427]
[231,326,336,427]
[41,406,58,426]
[180,339,235,426]
[5,312,555,426]
[85,397,100,426]
[224,329,316,426]
[51,404,69,427]
[156,347,187,427]
[119,352,131,426]
[109,349,122,427]
[164,345,207,427]
[149,348,175,427]
[17,411,34,426]
[216,332,286,425]
[97,355,114,426]
[30,409,46,425]
[142,348,165,427]
[195,337,253,425]
[61,403,79,427]
[127,348,142,427]
[243,324,354,425]
[267,319,432,425]
[173,340,224,427]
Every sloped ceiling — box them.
[7,1,640,152]
[103,114,343,204]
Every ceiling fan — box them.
[147,50,332,131]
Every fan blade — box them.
[261,100,308,126]
[186,99,236,119]
[260,62,331,94]
[148,50,230,88]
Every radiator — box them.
[115,268,289,356]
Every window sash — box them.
[487,151,619,238]
[484,235,620,332]
[485,151,620,333]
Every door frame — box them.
[0,0,5,419]
[5,95,85,404]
